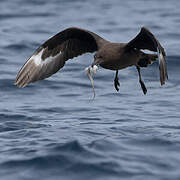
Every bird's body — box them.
[15,27,168,95]
[95,43,140,70]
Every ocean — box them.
[0,0,180,179]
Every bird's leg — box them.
[136,66,147,95]
[114,70,120,92]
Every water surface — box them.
[0,0,180,180]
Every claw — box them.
[114,78,120,92]
[114,70,120,92]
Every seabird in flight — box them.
[15,27,168,97]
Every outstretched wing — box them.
[125,27,168,85]
[15,27,106,88]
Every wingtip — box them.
[141,26,150,33]
[14,76,29,88]
[141,26,147,30]
[14,79,19,87]
[157,47,168,86]
[160,79,165,86]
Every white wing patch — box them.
[33,48,62,66]
[15,48,64,88]
[157,47,163,64]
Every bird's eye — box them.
[94,54,103,59]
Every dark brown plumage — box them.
[15,27,168,95]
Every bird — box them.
[15,27,168,96]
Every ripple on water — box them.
[0,140,121,180]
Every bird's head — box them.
[93,52,104,66]
[90,52,104,70]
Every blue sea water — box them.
[0,0,180,179]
